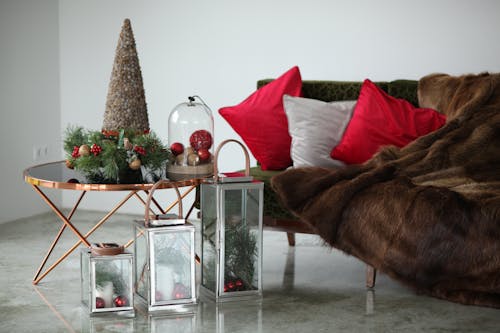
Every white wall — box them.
[59,0,500,214]
[2,0,500,221]
[0,0,61,224]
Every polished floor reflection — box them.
[0,211,499,332]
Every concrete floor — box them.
[0,210,499,333]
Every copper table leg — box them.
[32,190,137,285]
[31,184,91,247]
[33,191,86,282]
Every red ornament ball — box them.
[197,148,211,162]
[113,295,129,307]
[95,297,105,308]
[170,142,184,156]
[155,290,164,301]
[172,283,189,299]
[189,130,212,150]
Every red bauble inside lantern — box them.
[95,297,106,308]
[113,295,129,307]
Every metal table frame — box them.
[24,161,200,285]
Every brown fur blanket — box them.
[271,72,500,308]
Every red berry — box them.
[134,146,146,156]
[71,146,80,158]
[189,130,212,150]
[90,143,102,156]
[170,142,184,156]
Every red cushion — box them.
[219,66,302,170]
[330,79,446,164]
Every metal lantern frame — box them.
[134,180,197,312]
[80,248,134,315]
[200,139,264,302]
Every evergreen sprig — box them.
[63,125,171,183]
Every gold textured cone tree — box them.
[102,18,149,136]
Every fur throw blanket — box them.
[271,72,500,308]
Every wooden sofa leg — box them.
[366,265,377,289]
[286,232,296,246]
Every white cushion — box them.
[283,95,355,168]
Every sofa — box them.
[248,78,421,287]
[219,69,500,308]
[268,72,500,308]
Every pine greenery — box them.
[64,126,171,183]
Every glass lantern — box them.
[80,248,134,315]
[134,180,197,312]
[200,140,264,301]
[167,95,214,181]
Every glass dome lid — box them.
[167,96,214,181]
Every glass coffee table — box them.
[24,160,201,285]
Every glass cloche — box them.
[167,96,214,181]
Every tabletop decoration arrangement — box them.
[63,18,171,184]
[64,126,170,184]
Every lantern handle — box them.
[144,179,183,227]
[213,139,251,183]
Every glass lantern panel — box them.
[222,187,261,293]
[93,258,132,309]
[201,184,218,292]
[81,250,90,308]
[152,230,193,303]
[134,224,149,301]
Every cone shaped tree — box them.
[102,19,149,135]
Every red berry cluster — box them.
[90,144,102,156]
[71,146,80,158]
[134,146,146,156]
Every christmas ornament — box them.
[78,144,90,157]
[155,290,164,302]
[129,158,142,170]
[95,297,106,308]
[134,145,146,156]
[187,153,200,166]
[175,154,185,165]
[189,129,213,150]
[170,142,184,156]
[90,143,102,156]
[71,146,80,158]
[113,295,129,307]
[65,159,74,169]
[172,283,188,299]
[197,148,211,162]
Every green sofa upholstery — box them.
[252,79,419,237]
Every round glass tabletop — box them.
[23,161,200,191]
